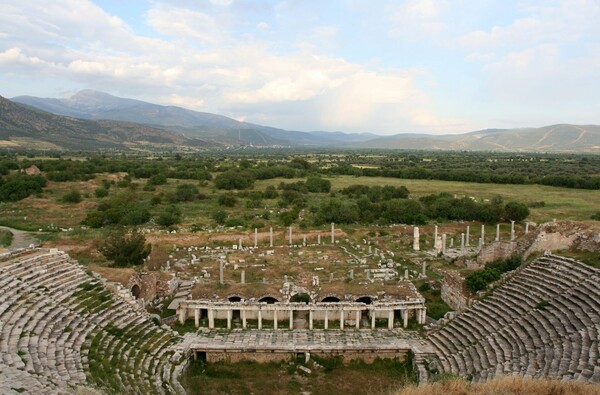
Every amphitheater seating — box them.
[427,254,600,383]
[0,248,186,394]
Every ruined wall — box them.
[441,271,471,312]
[127,271,173,303]
[477,241,518,264]
[204,349,408,364]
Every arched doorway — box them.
[321,296,340,302]
[131,284,141,299]
[258,296,279,304]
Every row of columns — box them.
[240,224,338,249]
[186,306,427,330]
[414,222,530,253]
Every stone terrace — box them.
[0,248,186,395]
[427,254,600,383]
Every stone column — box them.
[289,226,293,245]
[371,311,376,329]
[449,238,454,248]
[258,310,262,330]
[239,238,243,250]
[331,223,335,244]
[388,310,394,329]
[403,310,408,329]
[496,224,500,241]
[309,310,314,330]
[340,310,345,330]
[525,222,529,234]
[421,261,426,277]
[273,310,278,330]
[413,226,420,251]
[179,307,186,324]
[460,233,465,255]
[227,310,232,330]
[481,224,485,245]
[317,234,321,245]
[241,270,245,284]
[303,235,306,246]
[219,261,224,285]
[242,310,247,329]
[355,311,360,329]
[466,225,470,246]
[510,221,515,241]
[208,309,214,329]
[349,269,354,280]
[269,227,273,247]
[404,268,409,280]
[324,310,329,330]
[433,225,438,251]
[254,228,258,248]
[289,310,294,330]
[441,234,447,255]
[194,308,200,328]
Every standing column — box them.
[241,270,245,284]
[289,310,294,330]
[510,221,515,241]
[194,308,200,328]
[466,225,470,246]
[309,310,314,330]
[496,224,500,241]
[258,310,262,330]
[242,310,247,329]
[371,311,376,329]
[269,227,273,247]
[388,310,394,329]
[179,307,186,324]
[355,311,360,329]
[289,226,293,245]
[460,233,465,255]
[303,235,307,246]
[219,261,224,285]
[317,235,321,245]
[340,310,345,330]
[413,226,420,251]
[227,310,232,330]
[273,310,278,330]
[239,238,243,250]
[525,222,529,234]
[208,309,214,329]
[481,224,485,245]
[433,225,438,251]
[441,234,447,255]
[403,310,408,329]
[324,310,329,330]
[421,261,426,277]
[254,228,258,248]
[331,223,335,244]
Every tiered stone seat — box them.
[428,254,600,383]
[0,248,186,394]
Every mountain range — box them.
[3,90,600,152]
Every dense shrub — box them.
[0,174,47,202]
[62,190,82,203]
[98,229,151,267]
[214,170,255,190]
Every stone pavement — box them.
[178,329,435,354]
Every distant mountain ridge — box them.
[8,90,600,152]
[0,95,211,150]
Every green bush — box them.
[62,190,82,203]
[98,229,151,267]
[94,188,108,198]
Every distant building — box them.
[24,165,41,176]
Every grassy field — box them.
[182,357,416,395]
[256,176,600,224]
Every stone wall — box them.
[126,271,173,303]
[441,271,471,312]
[204,349,408,364]
[477,241,517,264]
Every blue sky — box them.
[1,0,599,134]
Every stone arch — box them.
[131,284,141,299]
[258,295,279,304]
[355,295,374,305]
[321,296,340,303]
[290,293,310,304]
[227,295,243,302]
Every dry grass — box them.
[396,377,600,395]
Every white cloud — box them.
[146,4,223,44]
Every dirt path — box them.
[0,226,40,251]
